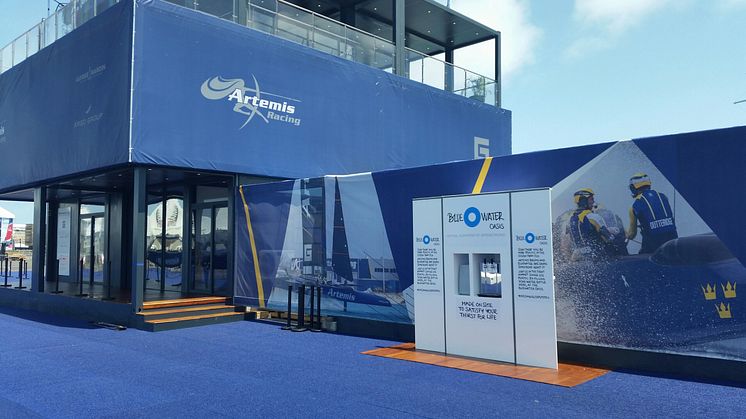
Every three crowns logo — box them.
[704,281,736,319]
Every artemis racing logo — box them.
[200,75,302,129]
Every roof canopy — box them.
[287,0,500,55]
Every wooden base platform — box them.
[362,343,608,387]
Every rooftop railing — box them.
[1,0,499,106]
[0,0,120,75]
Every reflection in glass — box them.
[93,216,105,284]
[80,217,92,285]
[213,206,229,293]
[43,15,57,48]
[146,195,162,291]
[147,196,184,292]
[192,207,212,292]
[76,0,95,27]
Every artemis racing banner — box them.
[130,0,511,178]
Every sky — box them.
[1,0,745,222]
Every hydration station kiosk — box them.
[412,189,558,369]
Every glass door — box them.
[92,215,105,285]
[190,203,229,295]
[80,217,92,285]
[146,192,185,293]
[79,214,105,288]
[192,206,212,293]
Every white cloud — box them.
[448,0,542,82]
[717,0,746,9]
[566,0,672,59]
[564,36,611,59]
[573,0,671,33]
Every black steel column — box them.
[160,191,166,292]
[131,167,147,313]
[31,187,47,292]
[495,34,501,107]
[70,200,81,290]
[45,200,59,291]
[393,0,406,76]
[228,175,236,297]
[445,48,454,92]
[181,185,193,294]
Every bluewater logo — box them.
[516,232,547,243]
[416,234,439,245]
[448,207,504,229]
[200,75,302,129]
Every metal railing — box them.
[238,0,498,106]
[1,0,499,106]
[0,0,120,75]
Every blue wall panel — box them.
[0,1,132,191]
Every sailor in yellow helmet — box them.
[626,173,678,254]
[567,188,616,260]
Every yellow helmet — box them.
[629,173,652,194]
[573,188,594,208]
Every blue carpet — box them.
[1,306,745,418]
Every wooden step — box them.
[138,305,236,317]
[146,311,244,325]
[142,297,229,310]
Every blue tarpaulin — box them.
[130,0,511,178]
[0,1,132,191]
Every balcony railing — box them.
[0,0,120,75]
[1,0,499,106]
[239,0,499,106]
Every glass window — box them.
[26,27,40,57]
[57,7,74,39]
[76,0,95,28]
[96,0,119,15]
[197,0,235,21]
[276,15,311,46]
[1,45,12,73]
[43,14,57,48]
[12,36,27,67]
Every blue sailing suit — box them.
[627,188,678,254]
[568,209,612,260]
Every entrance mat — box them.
[362,343,609,387]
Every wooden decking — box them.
[142,296,229,310]
[137,297,243,331]
[362,343,608,387]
